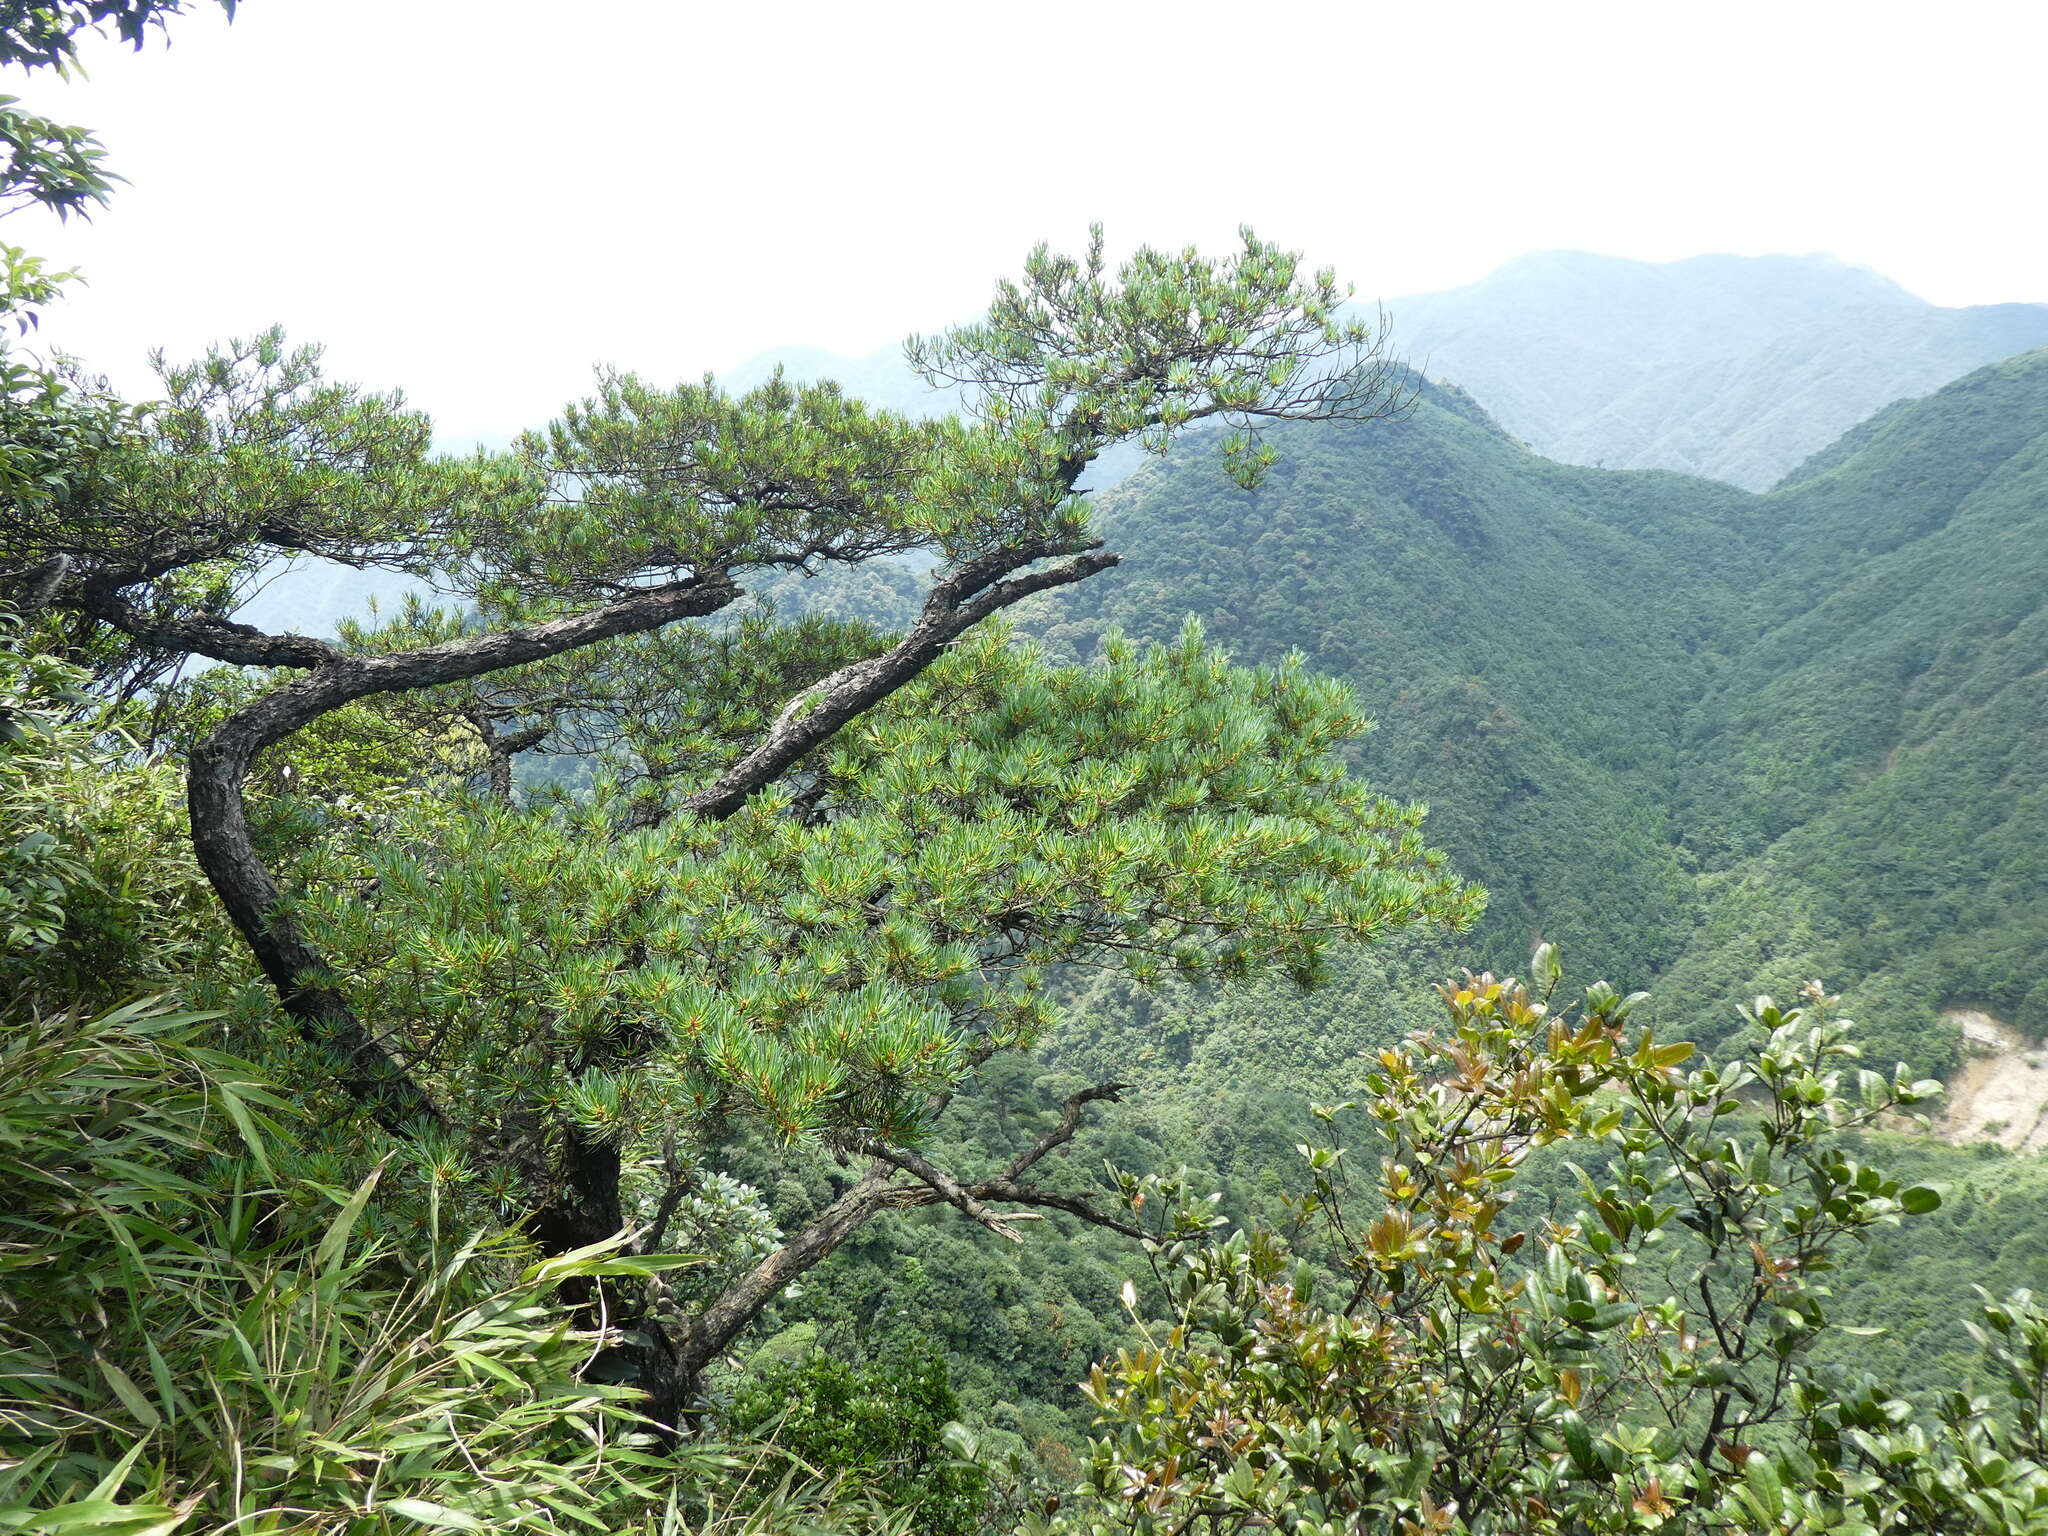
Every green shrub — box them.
[1054,959,2048,1535]
[0,632,223,1007]
[723,1344,986,1536]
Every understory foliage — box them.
[0,639,901,1536]
[0,628,220,1002]
[723,1344,987,1536]
[0,998,691,1536]
[1057,960,2048,1535]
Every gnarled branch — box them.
[966,1178,1148,1241]
[1005,1080,1130,1180]
[643,539,1119,827]
[862,1140,1044,1242]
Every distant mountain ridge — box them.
[239,251,2046,638]
[734,251,2048,492]
[1387,250,2048,487]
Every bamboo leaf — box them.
[315,1162,386,1275]
[381,1499,488,1531]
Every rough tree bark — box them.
[467,709,550,802]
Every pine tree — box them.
[17,229,1478,1424]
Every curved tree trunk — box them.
[667,1167,898,1389]
[164,548,1130,1425]
[181,574,739,1134]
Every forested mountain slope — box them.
[1553,300,2048,490]
[1391,251,2048,487]
[1662,349,2048,1060]
[1031,350,2048,1075]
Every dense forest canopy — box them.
[1035,349,2048,1077]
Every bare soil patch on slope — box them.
[1940,1009,2048,1151]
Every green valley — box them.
[1032,349,2048,1079]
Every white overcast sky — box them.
[15,0,2048,448]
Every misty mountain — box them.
[1390,251,2048,487]
[723,343,963,419]
[734,252,2048,493]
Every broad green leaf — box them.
[93,1357,162,1431]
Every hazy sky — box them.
[16,0,2048,447]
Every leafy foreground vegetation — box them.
[15,923,2048,1529]
[1061,972,2048,1535]
[0,999,694,1536]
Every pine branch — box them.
[181,571,742,1135]
[861,1140,1044,1242]
[636,538,1119,826]
[1004,1080,1130,1180]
